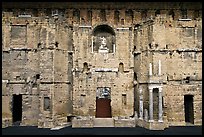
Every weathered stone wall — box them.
[2,2,202,129]
[2,11,73,128]
[72,26,134,117]
[134,14,202,127]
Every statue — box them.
[99,37,107,49]
[99,36,109,53]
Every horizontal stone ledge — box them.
[78,25,92,28]
[138,81,166,84]
[9,48,32,51]
[40,81,72,84]
[6,81,26,84]
[176,49,202,52]
[178,18,192,21]
[18,15,32,18]
[93,68,118,72]
[116,27,130,30]
[140,49,202,53]
[6,81,72,84]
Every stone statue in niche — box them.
[98,36,109,53]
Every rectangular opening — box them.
[184,95,194,124]
[153,88,159,120]
[80,94,86,107]
[12,94,22,125]
[96,87,112,118]
[67,116,73,122]
[44,97,50,111]
[122,94,127,106]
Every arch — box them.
[92,24,116,53]
[119,62,124,72]
[92,24,115,36]
[83,62,88,72]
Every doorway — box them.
[12,94,22,125]
[96,87,111,118]
[184,95,194,124]
[153,88,159,120]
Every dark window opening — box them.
[45,8,51,17]
[80,94,86,107]
[87,10,92,24]
[81,18,85,24]
[125,10,133,23]
[134,72,137,80]
[67,116,73,122]
[184,76,190,83]
[16,76,20,81]
[37,43,41,48]
[33,83,37,88]
[149,43,152,49]
[141,10,147,20]
[155,44,159,48]
[181,9,187,19]
[73,9,80,23]
[33,9,38,17]
[134,46,136,50]
[194,10,199,20]
[122,94,127,106]
[114,10,120,24]
[155,10,160,16]
[12,94,22,125]
[119,63,124,73]
[100,9,106,22]
[55,42,59,48]
[83,62,88,72]
[169,10,175,20]
[121,18,125,25]
[36,74,40,79]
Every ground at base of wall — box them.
[2,126,202,135]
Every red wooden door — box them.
[96,98,111,118]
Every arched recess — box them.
[83,62,88,72]
[118,62,124,73]
[92,24,116,53]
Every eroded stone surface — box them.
[2,2,202,130]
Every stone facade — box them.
[2,2,202,130]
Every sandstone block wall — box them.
[2,2,202,129]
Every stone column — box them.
[158,60,161,76]
[149,88,154,122]
[158,87,163,122]
[139,87,143,119]
[144,109,148,122]
[113,44,116,53]
[91,37,94,53]
[149,63,152,76]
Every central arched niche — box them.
[92,25,116,53]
